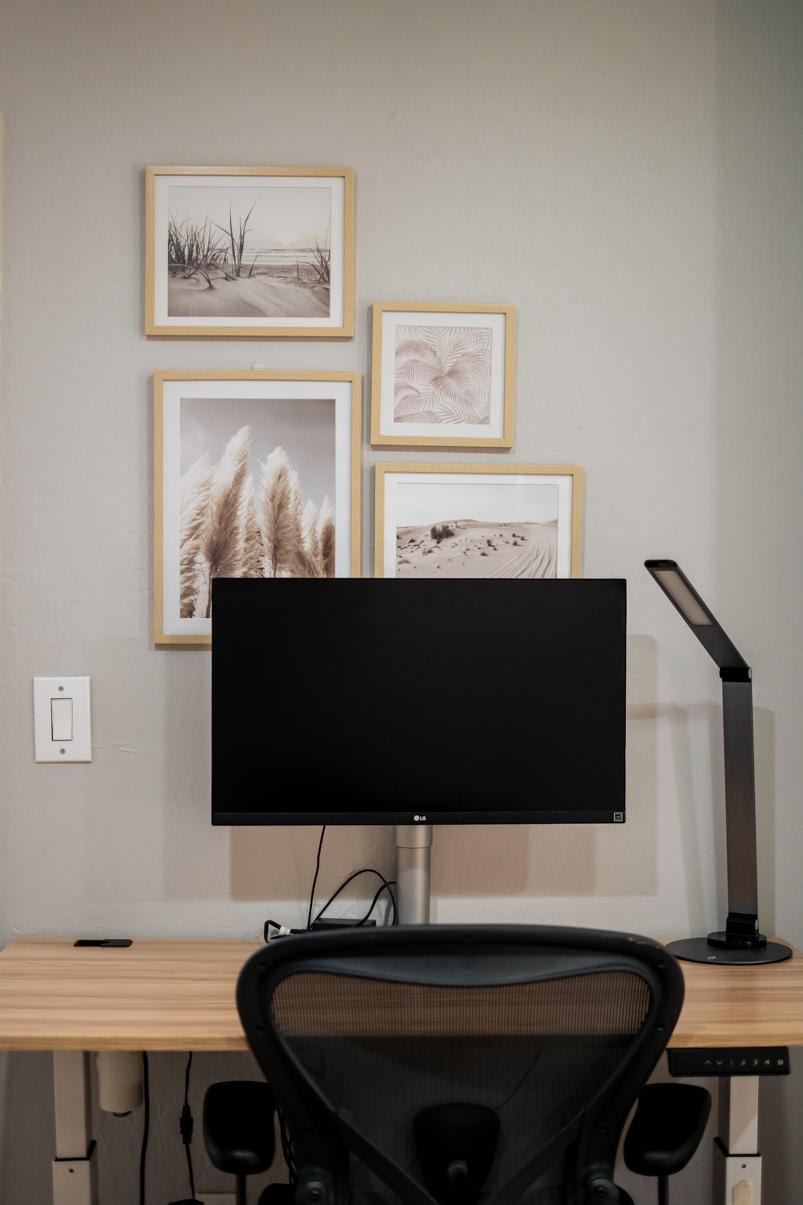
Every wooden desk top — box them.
[0,938,801,1052]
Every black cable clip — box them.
[179,1103,194,1146]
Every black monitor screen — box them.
[212,577,626,826]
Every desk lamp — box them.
[645,559,791,965]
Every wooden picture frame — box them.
[375,463,582,579]
[154,371,361,645]
[370,302,515,447]
[145,166,355,338]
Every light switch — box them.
[51,697,73,742]
[33,677,92,763]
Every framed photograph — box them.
[370,302,515,447]
[154,371,361,645]
[145,167,355,338]
[375,463,582,579]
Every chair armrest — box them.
[624,1083,711,1178]
[203,1080,276,1176]
[258,1186,295,1205]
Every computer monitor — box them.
[211,577,626,826]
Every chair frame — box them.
[237,925,684,1205]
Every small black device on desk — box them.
[73,939,133,948]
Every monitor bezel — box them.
[212,808,625,825]
[211,577,627,829]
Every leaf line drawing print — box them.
[393,325,492,425]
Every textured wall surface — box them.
[0,2,801,1201]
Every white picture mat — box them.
[153,174,345,328]
[382,472,574,578]
[379,311,507,439]
[161,377,354,637]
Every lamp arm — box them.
[646,559,790,963]
[644,560,749,673]
[718,677,760,942]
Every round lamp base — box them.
[666,935,793,965]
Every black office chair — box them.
[236,925,687,1205]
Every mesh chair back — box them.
[238,926,683,1205]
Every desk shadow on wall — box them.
[233,635,664,905]
[158,645,396,906]
[229,824,394,905]
[158,631,774,927]
[159,646,230,902]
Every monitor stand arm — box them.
[394,825,433,924]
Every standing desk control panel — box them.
[669,1047,790,1077]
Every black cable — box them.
[139,1052,150,1205]
[313,867,396,926]
[356,879,397,926]
[180,1051,196,1200]
[265,837,395,940]
[306,825,327,929]
[184,1142,195,1200]
[278,1107,297,1182]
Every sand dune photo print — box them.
[375,464,582,580]
[166,185,331,322]
[146,167,354,337]
[371,302,515,447]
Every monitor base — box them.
[666,935,792,965]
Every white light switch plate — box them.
[33,676,92,763]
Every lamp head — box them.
[644,560,750,677]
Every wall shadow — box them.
[435,634,659,899]
[753,707,777,934]
[157,648,397,912]
[159,634,666,909]
[711,2,803,1194]
[230,823,393,906]
[0,1053,52,1203]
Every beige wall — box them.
[0,1,801,1201]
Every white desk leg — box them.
[714,1077,762,1204]
[52,1052,97,1205]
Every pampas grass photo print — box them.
[154,371,361,645]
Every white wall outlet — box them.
[33,676,92,763]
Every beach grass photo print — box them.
[154,372,361,644]
[371,303,515,447]
[146,167,354,338]
[375,464,582,579]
